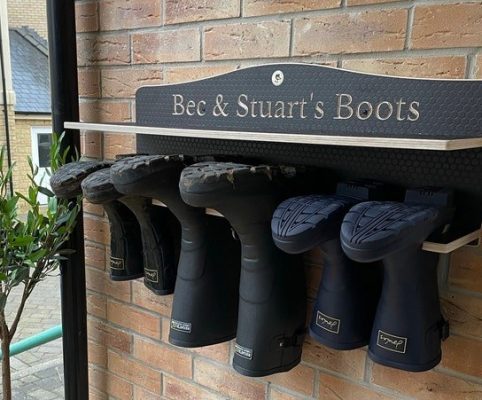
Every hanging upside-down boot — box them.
[180,162,306,377]
[81,168,144,281]
[113,154,241,346]
[340,188,453,372]
[50,160,112,198]
[271,182,385,350]
[111,157,180,295]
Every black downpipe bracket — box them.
[46,1,88,399]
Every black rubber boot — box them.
[272,184,384,350]
[180,162,306,377]
[341,188,453,372]
[50,160,112,198]
[111,157,180,295]
[81,168,144,281]
[111,154,241,346]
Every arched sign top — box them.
[136,63,482,140]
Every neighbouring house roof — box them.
[9,27,51,114]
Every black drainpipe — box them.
[0,20,14,194]
[46,1,88,399]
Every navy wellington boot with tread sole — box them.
[81,168,144,281]
[111,156,181,295]
[340,188,453,372]
[180,162,306,377]
[113,154,241,347]
[272,182,384,351]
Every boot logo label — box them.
[144,268,159,283]
[316,311,340,334]
[110,256,125,271]
[170,319,192,333]
[234,343,253,360]
[377,330,407,353]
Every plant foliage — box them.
[0,132,80,338]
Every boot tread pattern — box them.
[50,160,112,198]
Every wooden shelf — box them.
[152,200,480,254]
[64,122,482,151]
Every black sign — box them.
[136,63,482,140]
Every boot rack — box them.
[61,63,482,378]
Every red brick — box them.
[134,337,192,378]
[270,389,306,400]
[412,4,482,50]
[85,241,106,270]
[342,57,466,79]
[303,247,324,265]
[89,366,133,400]
[302,337,366,380]
[84,215,109,245]
[476,56,482,78]
[102,68,162,98]
[441,291,482,339]
[164,64,238,84]
[89,388,107,400]
[293,9,407,56]
[88,340,107,368]
[191,341,231,364]
[79,101,131,123]
[134,386,161,400]
[165,0,240,24]
[245,0,340,16]
[132,280,173,317]
[108,350,162,393]
[348,0,398,5]
[87,291,107,319]
[78,68,100,98]
[204,21,290,61]
[88,317,132,353]
[163,375,224,400]
[86,267,132,302]
[193,359,267,400]
[320,373,396,400]
[83,201,105,217]
[81,131,102,158]
[440,335,482,379]
[371,364,482,400]
[77,34,130,66]
[76,2,99,33]
[99,0,161,31]
[133,30,200,64]
[264,363,315,397]
[107,299,161,339]
[449,244,482,294]
[103,133,137,160]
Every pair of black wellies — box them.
[50,155,452,376]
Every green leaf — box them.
[38,186,55,198]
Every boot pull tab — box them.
[278,329,306,348]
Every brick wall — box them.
[10,116,52,208]
[7,0,48,38]
[76,1,482,399]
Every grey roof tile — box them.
[9,27,51,114]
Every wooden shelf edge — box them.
[64,122,482,151]
[422,228,481,254]
[152,200,480,254]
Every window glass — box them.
[38,133,52,168]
